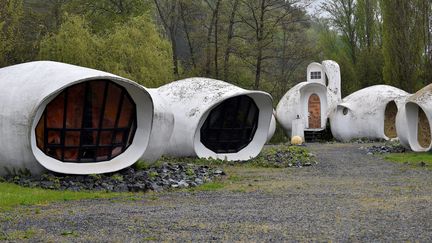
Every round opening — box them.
[35,80,137,163]
[200,95,259,153]
[417,105,431,149]
[342,107,348,115]
[384,101,398,138]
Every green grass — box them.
[191,182,225,191]
[0,182,128,210]
[384,152,432,167]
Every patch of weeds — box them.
[185,168,195,176]
[192,182,225,191]
[148,171,159,180]
[133,160,164,171]
[89,174,102,180]
[227,175,242,182]
[1,229,37,240]
[385,152,432,168]
[143,236,158,241]
[0,182,127,210]
[250,145,316,168]
[110,174,124,182]
[148,195,159,201]
[61,230,79,237]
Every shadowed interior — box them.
[35,80,137,163]
[418,106,431,149]
[384,101,398,138]
[200,95,259,153]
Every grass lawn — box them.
[384,152,432,167]
[0,182,128,211]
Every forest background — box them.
[1,0,431,102]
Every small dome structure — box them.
[330,85,409,141]
[276,60,341,138]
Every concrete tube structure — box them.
[140,89,174,162]
[396,85,432,152]
[0,61,153,175]
[154,78,273,161]
[330,85,409,142]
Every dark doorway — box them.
[200,95,259,153]
[35,80,137,162]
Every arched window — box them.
[35,80,137,162]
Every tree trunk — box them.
[205,2,217,76]
[254,0,266,89]
[213,0,221,78]
[223,0,239,80]
[179,2,196,69]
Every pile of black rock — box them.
[1,163,225,192]
[361,142,406,155]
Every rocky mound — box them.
[1,163,225,192]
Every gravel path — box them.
[2,143,432,242]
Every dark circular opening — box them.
[342,107,348,115]
[200,95,259,153]
[35,80,137,163]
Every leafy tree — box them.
[0,0,24,67]
[381,0,424,92]
[100,15,174,87]
[39,14,98,68]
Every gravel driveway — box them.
[1,143,432,242]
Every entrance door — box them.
[308,94,321,129]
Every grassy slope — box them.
[384,152,432,167]
[0,182,127,210]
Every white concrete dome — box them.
[276,60,341,138]
[155,78,273,161]
[0,61,153,175]
[276,82,328,137]
[396,85,432,152]
[330,85,409,142]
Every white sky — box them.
[305,0,327,17]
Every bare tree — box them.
[238,0,305,89]
[154,0,180,77]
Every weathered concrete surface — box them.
[0,61,153,175]
[397,84,432,152]
[155,78,273,161]
[331,85,409,142]
[2,143,432,241]
[276,60,341,138]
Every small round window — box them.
[342,107,349,115]
[200,95,259,153]
[35,80,137,163]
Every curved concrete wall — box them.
[154,78,273,161]
[0,61,153,175]
[276,60,341,138]
[276,82,328,137]
[330,85,409,142]
[396,85,432,152]
[140,89,174,162]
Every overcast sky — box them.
[305,0,328,18]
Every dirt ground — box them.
[1,143,432,242]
